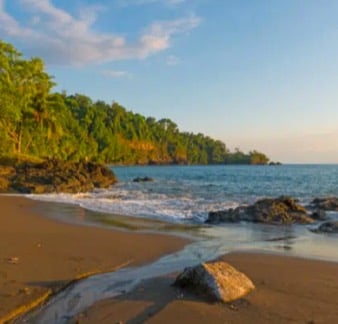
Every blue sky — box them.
[1,0,338,163]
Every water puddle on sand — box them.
[23,239,226,323]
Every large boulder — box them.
[206,196,314,225]
[310,197,338,211]
[174,261,255,303]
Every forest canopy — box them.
[0,40,269,165]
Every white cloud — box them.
[101,70,132,78]
[0,0,33,37]
[0,0,200,66]
[119,0,186,6]
[139,15,200,54]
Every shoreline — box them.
[0,195,190,322]
[1,195,338,323]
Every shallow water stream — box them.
[23,221,338,323]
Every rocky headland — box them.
[0,159,117,194]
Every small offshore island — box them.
[1,40,338,324]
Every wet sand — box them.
[81,253,338,324]
[0,195,189,322]
[2,195,338,324]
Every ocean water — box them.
[29,164,338,262]
[31,164,338,223]
[26,165,338,322]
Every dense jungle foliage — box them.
[0,40,269,165]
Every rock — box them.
[0,166,15,176]
[310,197,338,211]
[133,176,154,183]
[269,161,282,166]
[311,210,327,221]
[207,206,248,223]
[6,256,19,264]
[0,159,117,194]
[206,196,314,225]
[174,261,255,303]
[0,176,10,192]
[312,221,338,234]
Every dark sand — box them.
[1,195,338,324]
[81,253,338,324]
[0,195,189,322]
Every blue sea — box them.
[31,164,338,223]
[30,164,338,262]
[27,165,338,322]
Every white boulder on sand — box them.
[174,261,255,303]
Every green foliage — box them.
[249,150,270,165]
[0,40,270,165]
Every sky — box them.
[1,0,338,163]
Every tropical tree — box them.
[0,40,54,155]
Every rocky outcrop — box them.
[174,261,255,303]
[132,176,154,183]
[311,221,338,234]
[310,197,338,211]
[206,196,314,225]
[0,160,117,194]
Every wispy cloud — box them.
[0,0,32,37]
[140,15,200,53]
[101,70,132,78]
[119,0,186,7]
[0,0,200,66]
[166,55,180,65]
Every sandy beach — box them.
[0,195,189,322]
[81,253,338,324]
[1,195,338,323]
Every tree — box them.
[0,40,54,155]
[249,150,270,165]
[0,40,271,165]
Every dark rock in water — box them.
[174,261,255,303]
[133,176,154,183]
[311,221,338,234]
[206,196,314,225]
[207,206,250,223]
[310,197,338,211]
[269,161,282,166]
[311,210,327,221]
[0,160,117,194]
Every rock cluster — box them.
[310,197,338,211]
[0,160,117,194]
[174,261,255,303]
[206,196,314,225]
